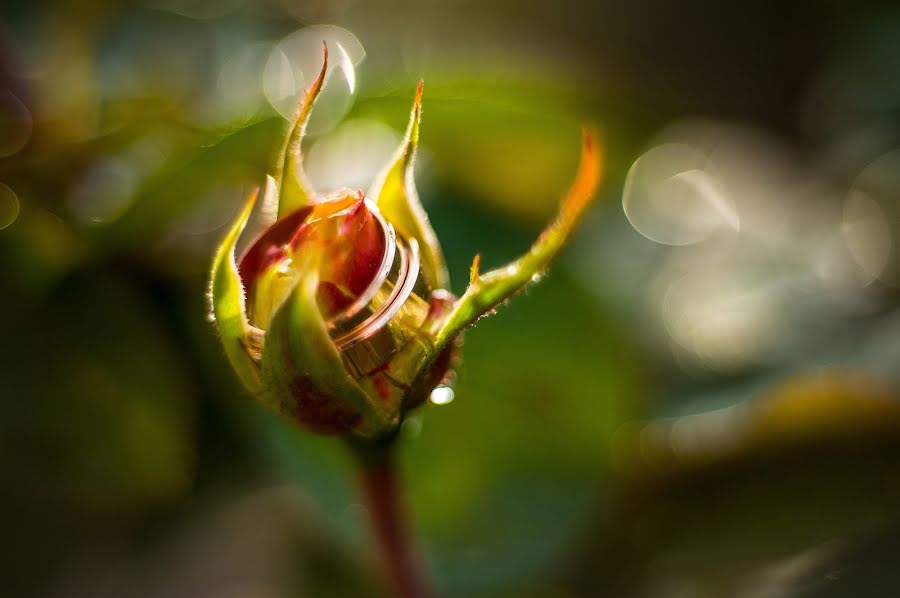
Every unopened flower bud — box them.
[209,44,603,439]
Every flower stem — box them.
[352,439,436,598]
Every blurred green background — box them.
[3,1,900,596]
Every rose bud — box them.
[209,45,603,439]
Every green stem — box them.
[352,439,437,598]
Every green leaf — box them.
[275,43,328,218]
[369,82,449,291]
[260,260,396,437]
[101,117,282,249]
[434,127,602,350]
[208,188,262,393]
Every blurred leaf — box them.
[0,269,195,507]
[565,371,900,597]
[101,118,282,248]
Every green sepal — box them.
[209,188,262,393]
[260,261,396,437]
[258,174,279,228]
[249,242,302,332]
[275,43,328,219]
[369,82,449,291]
[433,127,603,352]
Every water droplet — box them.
[429,385,454,406]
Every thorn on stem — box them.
[469,254,481,285]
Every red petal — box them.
[240,191,387,325]
[310,196,385,317]
[238,205,313,295]
[340,197,385,297]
